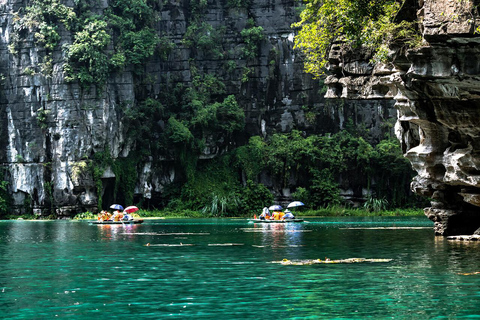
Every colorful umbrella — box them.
[124,206,139,213]
[110,204,124,210]
[287,201,304,208]
[269,205,283,211]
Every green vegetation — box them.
[300,207,424,217]
[292,0,421,77]
[183,21,226,59]
[124,67,245,180]
[10,0,75,74]
[106,0,160,68]
[241,18,265,59]
[72,207,423,219]
[88,148,139,210]
[36,108,50,130]
[64,18,111,88]
[164,156,246,216]
[226,0,250,8]
[234,130,424,211]
[73,211,96,220]
[11,0,163,89]
[155,128,424,216]
[79,114,423,217]
[0,180,9,217]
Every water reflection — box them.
[244,222,308,250]
[95,224,142,241]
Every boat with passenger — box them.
[249,218,304,223]
[251,202,306,223]
[91,219,144,225]
[90,204,144,225]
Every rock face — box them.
[0,0,394,217]
[326,0,480,236]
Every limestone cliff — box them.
[325,0,480,235]
[0,0,395,216]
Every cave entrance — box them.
[101,178,116,210]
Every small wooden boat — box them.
[90,219,144,225]
[249,218,304,223]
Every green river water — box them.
[1,217,480,319]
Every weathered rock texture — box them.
[326,0,480,236]
[0,0,394,216]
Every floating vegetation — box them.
[341,227,431,230]
[273,245,305,247]
[123,233,210,236]
[250,245,305,249]
[240,229,312,233]
[272,258,393,265]
[458,272,480,276]
[145,243,194,247]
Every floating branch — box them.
[272,258,393,265]
[241,229,312,233]
[458,272,480,276]
[341,227,431,230]
[125,233,210,236]
[145,243,195,246]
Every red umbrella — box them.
[124,206,139,213]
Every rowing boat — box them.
[249,219,304,223]
[90,219,144,225]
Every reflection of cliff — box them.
[0,0,395,216]
[326,0,480,235]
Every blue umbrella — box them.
[287,201,304,208]
[110,204,124,210]
[269,205,283,211]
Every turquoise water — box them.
[1,217,480,319]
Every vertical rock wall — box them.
[326,0,480,236]
[0,0,395,216]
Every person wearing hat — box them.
[283,209,294,219]
[259,207,270,220]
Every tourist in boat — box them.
[122,212,133,221]
[259,207,270,220]
[98,211,112,221]
[272,211,285,220]
[111,210,124,221]
[283,209,294,220]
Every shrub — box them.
[241,180,274,213]
[74,211,96,220]
[201,192,243,217]
[292,0,421,77]
[64,18,111,89]
[241,19,265,59]
[0,180,9,217]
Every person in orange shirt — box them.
[259,207,270,220]
[272,211,285,220]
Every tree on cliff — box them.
[292,0,420,77]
